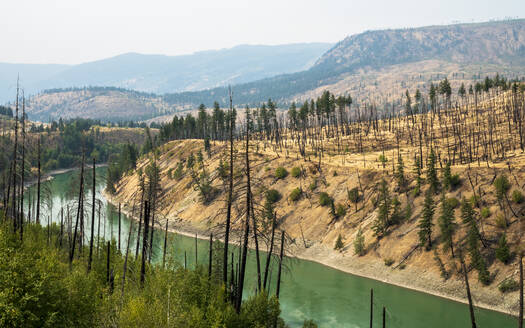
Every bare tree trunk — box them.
[88,158,96,272]
[70,151,85,264]
[121,220,133,300]
[118,202,121,252]
[276,231,285,298]
[36,136,41,224]
[162,218,168,268]
[140,201,150,286]
[208,233,213,279]
[518,252,523,328]
[461,256,477,328]
[263,213,276,290]
[223,86,234,287]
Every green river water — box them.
[24,168,515,327]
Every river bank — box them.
[103,188,518,319]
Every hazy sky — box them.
[1,0,523,65]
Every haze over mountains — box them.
[0,43,332,103]
[20,19,525,122]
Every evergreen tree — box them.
[354,228,365,256]
[438,193,456,257]
[426,148,440,194]
[419,190,435,250]
[334,234,344,251]
[413,156,423,196]
[461,199,491,285]
[495,233,511,264]
[372,179,391,237]
[442,161,452,190]
[395,154,406,190]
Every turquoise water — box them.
[25,168,516,327]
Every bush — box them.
[334,234,344,251]
[319,192,333,207]
[289,188,302,202]
[480,207,491,218]
[275,167,288,179]
[291,167,302,178]
[494,175,511,200]
[498,278,519,293]
[384,258,394,266]
[445,197,460,209]
[495,214,507,229]
[512,190,524,204]
[265,189,282,204]
[347,187,359,203]
[449,174,461,189]
[309,180,318,191]
[335,203,346,218]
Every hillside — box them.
[24,19,525,122]
[0,43,331,103]
[108,87,525,316]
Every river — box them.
[24,167,515,327]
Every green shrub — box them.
[291,167,302,178]
[335,203,346,218]
[319,192,333,207]
[289,188,302,202]
[275,167,288,179]
[494,175,511,200]
[495,214,507,229]
[480,207,491,218]
[498,278,519,293]
[449,174,461,189]
[512,190,524,204]
[309,180,318,191]
[384,258,394,266]
[445,197,459,209]
[347,187,359,203]
[265,189,282,204]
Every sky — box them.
[0,0,523,65]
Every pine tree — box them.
[354,228,365,256]
[442,161,452,191]
[413,156,423,196]
[418,189,435,250]
[461,200,491,285]
[426,148,439,194]
[395,154,406,190]
[334,234,344,251]
[495,233,511,264]
[372,179,391,237]
[438,193,456,257]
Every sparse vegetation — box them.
[289,187,303,202]
[275,167,288,179]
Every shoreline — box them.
[103,189,517,318]
[24,164,108,188]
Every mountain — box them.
[0,43,332,103]
[161,19,525,106]
[25,19,525,121]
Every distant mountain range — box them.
[0,43,332,103]
[21,19,525,122]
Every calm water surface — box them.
[25,168,515,328]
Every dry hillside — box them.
[110,89,525,315]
